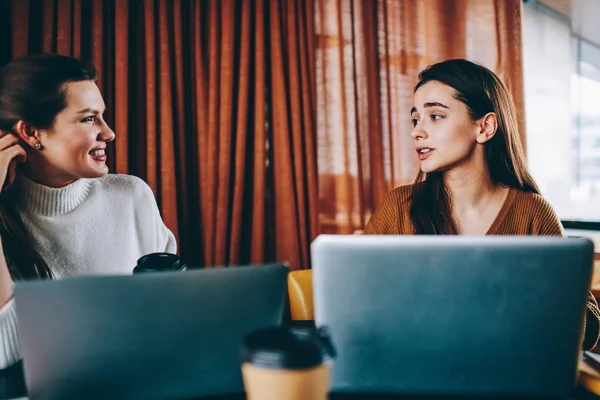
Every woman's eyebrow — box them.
[410,102,450,114]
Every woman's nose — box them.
[411,124,427,140]
[98,122,115,143]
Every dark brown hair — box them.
[0,54,97,279]
[409,59,539,234]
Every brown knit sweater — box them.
[364,184,600,350]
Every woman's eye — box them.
[411,118,419,127]
[431,115,442,121]
[81,116,96,123]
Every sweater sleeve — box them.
[363,195,395,234]
[160,221,177,254]
[584,293,600,350]
[528,194,565,236]
[0,298,21,369]
[527,193,599,349]
[133,175,178,255]
[364,185,411,235]
[143,184,177,255]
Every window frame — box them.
[525,0,600,231]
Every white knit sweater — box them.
[0,173,177,368]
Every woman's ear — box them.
[475,112,498,144]
[13,121,41,150]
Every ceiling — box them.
[538,0,572,17]
[538,0,600,47]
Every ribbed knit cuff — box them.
[584,294,600,351]
[0,298,22,368]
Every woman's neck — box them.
[20,162,78,189]
[443,163,500,215]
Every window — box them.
[523,2,600,223]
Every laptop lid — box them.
[312,235,594,397]
[15,264,288,400]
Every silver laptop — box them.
[14,264,288,400]
[312,235,594,398]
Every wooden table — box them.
[1,360,599,400]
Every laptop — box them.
[14,264,288,400]
[311,235,594,398]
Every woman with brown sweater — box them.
[364,59,600,350]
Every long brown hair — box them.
[409,59,539,234]
[0,54,98,279]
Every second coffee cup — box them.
[241,325,335,400]
[133,252,186,274]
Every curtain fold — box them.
[249,0,267,265]
[2,0,526,270]
[269,0,320,270]
[316,0,526,234]
[3,0,319,270]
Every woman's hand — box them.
[0,131,24,305]
[0,131,26,194]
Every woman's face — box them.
[410,81,485,174]
[27,80,115,187]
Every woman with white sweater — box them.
[0,54,177,369]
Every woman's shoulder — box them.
[376,183,414,215]
[92,174,155,201]
[512,189,556,214]
[363,184,413,235]
[510,188,564,235]
[385,184,413,206]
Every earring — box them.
[34,143,41,150]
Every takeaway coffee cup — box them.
[241,325,335,400]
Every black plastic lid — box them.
[241,326,335,370]
[134,253,183,273]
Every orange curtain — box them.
[316,0,526,234]
[1,0,526,269]
[2,0,318,270]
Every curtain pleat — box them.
[191,0,208,265]
[250,0,267,265]
[42,0,54,53]
[299,0,320,243]
[114,0,129,174]
[204,0,220,266]
[143,0,157,195]
[214,0,236,267]
[157,0,179,244]
[11,0,29,59]
[72,0,81,59]
[229,0,252,266]
[56,0,71,55]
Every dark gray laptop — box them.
[14,264,288,400]
[311,235,594,398]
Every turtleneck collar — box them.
[11,173,93,216]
